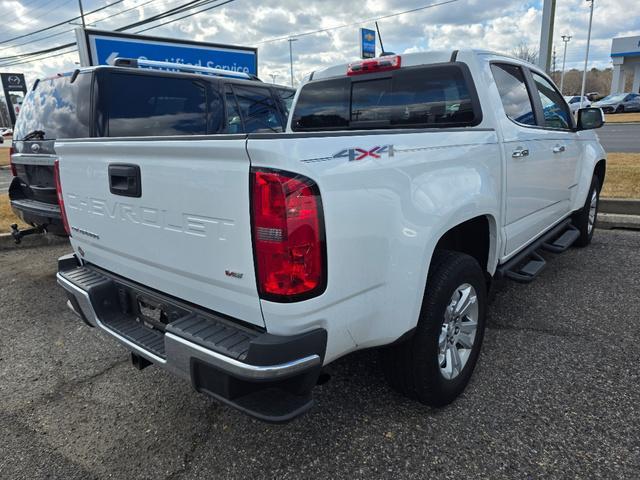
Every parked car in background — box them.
[9,64,293,243]
[592,93,640,113]
[586,92,602,102]
[564,95,591,113]
[1,128,12,136]
[56,50,606,423]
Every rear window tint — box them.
[104,73,208,137]
[292,64,480,131]
[14,72,92,140]
[232,85,284,133]
[291,78,349,130]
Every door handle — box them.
[512,148,529,158]
[552,145,566,154]
[108,163,141,197]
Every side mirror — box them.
[577,107,604,130]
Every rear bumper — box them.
[9,178,66,234]
[57,254,326,423]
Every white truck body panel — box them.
[56,137,265,328]
[248,129,501,362]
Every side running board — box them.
[498,219,579,284]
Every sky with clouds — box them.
[0,0,639,86]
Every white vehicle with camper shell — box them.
[55,50,606,422]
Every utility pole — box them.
[538,0,556,73]
[552,46,557,81]
[78,0,86,29]
[560,35,571,95]
[288,38,298,87]
[580,0,595,108]
[269,74,277,84]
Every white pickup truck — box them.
[55,50,606,422]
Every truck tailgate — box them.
[56,138,264,328]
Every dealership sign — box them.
[76,28,258,75]
[0,73,27,126]
[360,28,376,59]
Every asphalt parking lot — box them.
[1,228,639,479]
[598,123,640,153]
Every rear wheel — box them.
[616,105,625,113]
[381,250,487,406]
[572,175,600,247]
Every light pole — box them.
[78,0,86,29]
[288,38,298,87]
[269,74,277,84]
[580,0,595,108]
[560,35,571,95]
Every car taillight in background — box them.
[251,169,326,301]
[53,159,71,236]
[9,147,16,176]
[347,55,402,76]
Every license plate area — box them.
[135,294,184,332]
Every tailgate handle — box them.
[108,164,141,198]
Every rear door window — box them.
[292,64,480,131]
[273,87,296,117]
[102,73,208,137]
[231,85,284,133]
[490,63,536,126]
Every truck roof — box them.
[310,49,535,81]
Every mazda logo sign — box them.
[8,75,21,85]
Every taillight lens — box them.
[9,147,17,176]
[53,159,71,236]
[251,169,326,301]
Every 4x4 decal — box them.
[302,145,394,164]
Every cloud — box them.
[1,0,638,86]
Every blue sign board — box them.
[84,29,258,75]
[360,28,376,59]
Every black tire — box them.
[572,175,601,248]
[380,250,487,407]
[616,105,624,113]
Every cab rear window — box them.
[292,64,481,131]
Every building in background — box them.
[610,36,640,94]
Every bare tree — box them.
[511,42,539,65]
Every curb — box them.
[0,232,69,250]
[596,213,640,231]
[599,198,640,216]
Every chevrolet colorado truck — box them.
[55,50,606,422]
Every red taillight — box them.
[251,169,325,301]
[347,55,402,76]
[53,159,71,236]
[9,147,17,176]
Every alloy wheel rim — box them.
[588,188,597,235]
[438,283,479,380]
